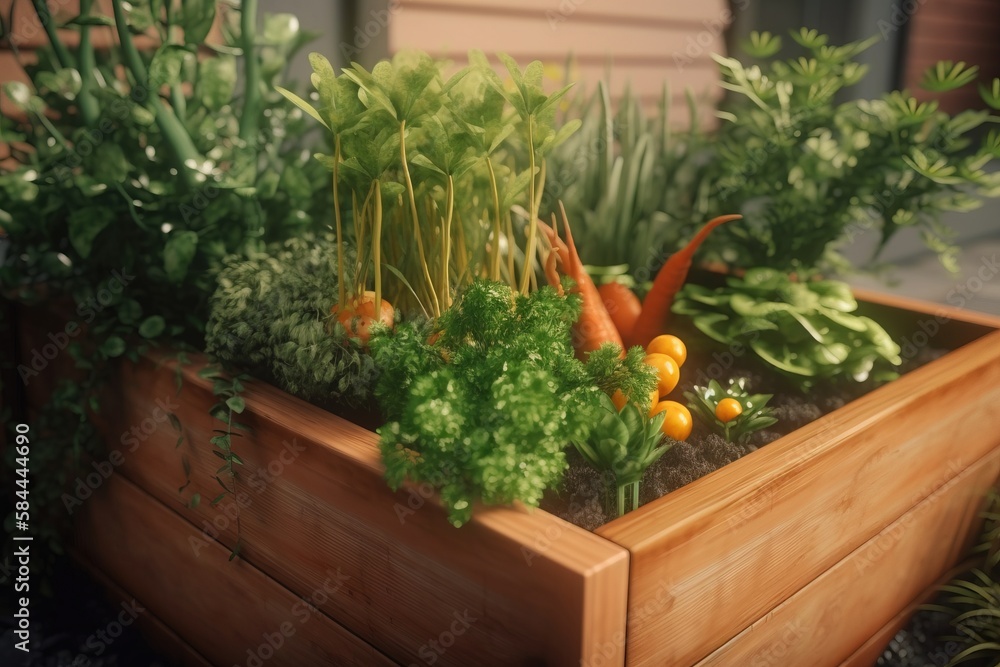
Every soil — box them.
[542,344,948,531]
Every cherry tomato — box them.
[611,387,660,412]
[650,400,693,441]
[646,334,687,368]
[715,397,743,423]
[643,353,680,395]
[332,291,394,345]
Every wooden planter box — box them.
[11,289,1000,667]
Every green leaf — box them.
[139,315,166,339]
[163,231,199,282]
[742,31,782,58]
[68,207,113,258]
[921,61,979,93]
[179,0,216,45]
[980,78,1000,110]
[188,493,201,509]
[149,44,191,88]
[100,336,127,358]
[226,396,246,414]
[197,56,237,112]
[276,86,329,128]
[64,14,115,27]
[93,143,130,183]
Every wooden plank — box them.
[839,561,976,667]
[72,553,215,667]
[389,5,726,64]
[400,0,731,25]
[74,472,400,667]
[597,321,1000,666]
[99,349,630,667]
[696,446,1000,666]
[851,286,1000,349]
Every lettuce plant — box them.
[672,268,901,389]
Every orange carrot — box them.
[627,214,742,348]
[540,204,624,359]
[598,281,642,341]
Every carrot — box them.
[540,203,624,359]
[627,214,742,348]
[598,281,642,341]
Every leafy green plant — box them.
[570,395,670,517]
[0,0,327,566]
[280,50,580,321]
[702,28,1000,273]
[370,280,602,526]
[542,81,711,282]
[672,268,902,389]
[584,343,659,412]
[685,377,777,443]
[205,234,377,404]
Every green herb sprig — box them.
[370,280,602,526]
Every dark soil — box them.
[542,345,948,531]
[0,559,170,667]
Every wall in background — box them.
[901,0,1000,114]
[369,0,731,127]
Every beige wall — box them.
[384,0,730,126]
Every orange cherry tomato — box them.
[611,387,660,412]
[643,353,680,395]
[715,397,743,423]
[650,400,693,441]
[646,334,687,368]
[332,290,395,345]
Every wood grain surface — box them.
[15,287,1000,667]
[695,446,1000,666]
[95,348,630,667]
[73,472,400,667]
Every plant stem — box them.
[239,0,260,144]
[111,0,200,187]
[519,114,538,295]
[399,120,440,316]
[505,212,516,290]
[441,174,454,309]
[30,0,73,70]
[486,157,502,281]
[171,85,187,120]
[76,0,100,126]
[373,179,383,312]
[334,137,345,307]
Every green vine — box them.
[200,365,251,560]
